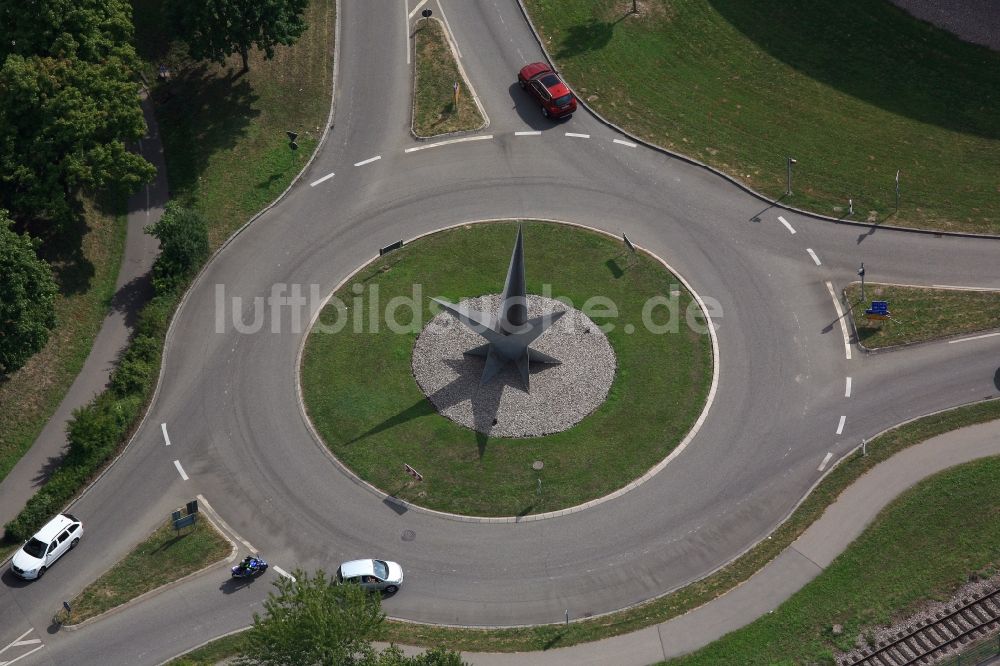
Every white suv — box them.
[10,513,83,580]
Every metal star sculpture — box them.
[432,227,564,392]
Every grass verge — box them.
[522,0,1000,233]
[669,455,1000,664]
[0,198,126,485]
[132,0,335,247]
[845,283,1000,349]
[65,517,230,624]
[412,18,485,137]
[301,221,712,516]
[166,631,248,666]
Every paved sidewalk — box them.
[0,93,167,527]
[451,419,1000,665]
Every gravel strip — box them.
[888,0,1000,51]
[412,294,616,438]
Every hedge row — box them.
[4,204,207,543]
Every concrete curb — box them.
[512,0,1000,241]
[409,17,490,140]
[294,218,720,524]
[61,511,238,632]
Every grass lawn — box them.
[668,455,1000,665]
[132,0,335,247]
[523,0,1000,234]
[166,631,248,666]
[65,516,230,624]
[301,221,712,516]
[846,283,1000,349]
[412,19,485,137]
[0,199,126,484]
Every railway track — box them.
[846,587,1000,665]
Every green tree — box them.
[240,569,466,666]
[169,0,309,73]
[0,210,57,373]
[0,0,153,230]
[144,202,209,294]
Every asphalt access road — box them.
[2,1,998,663]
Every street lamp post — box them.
[786,157,797,196]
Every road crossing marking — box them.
[777,215,796,234]
[273,565,296,581]
[0,630,44,666]
[825,281,852,360]
[514,131,541,136]
[404,135,493,153]
[173,460,189,481]
[806,248,821,266]
[565,132,590,139]
[817,452,833,472]
[160,423,172,446]
[310,172,335,187]
[613,138,637,147]
[845,377,852,397]
[354,155,381,167]
[408,0,428,19]
[836,415,846,435]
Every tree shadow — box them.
[707,0,1000,138]
[29,209,95,296]
[153,63,260,199]
[110,273,155,331]
[554,14,629,59]
[993,367,999,392]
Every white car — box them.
[10,513,83,580]
[336,559,403,594]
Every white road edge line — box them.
[613,138,637,147]
[806,248,822,266]
[818,451,833,472]
[309,172,335,187]
[404,135,493,153]
[273,565,296,581]
[565,132,590,139]
[354,155,381,167]
[408,0,428,19]
[0,630,35,655]
[173,460,189,481]
[777,215,796,234]
[845,376,852,398]
[10,639,41,647]
[836,415,846,435]
[948,331,1000,344]
[825,281,852,360]
[434,0,462,58]
[160,423,171,446]
[0,645,45,666]
[196,494,256,553]
[514,130,541,136]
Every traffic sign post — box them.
[404,463,423,481]
[864,300,890,320]
[786,156,796,196]
[858,262,866,302]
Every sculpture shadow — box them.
[707,0,1000,138]
[994,367,1000,392]
[553,13,629,59]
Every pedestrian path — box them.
[444,418,1000,665]
[0,93,167,528]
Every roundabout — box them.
[300,221,713,516]
[3,1,998,664]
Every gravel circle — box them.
[411,294,616,437]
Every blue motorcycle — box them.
[231,555,268,579]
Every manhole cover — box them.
[532,460,544,470]
[401,529,416,542]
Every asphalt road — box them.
[2,1,998,663]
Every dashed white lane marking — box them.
[565,132,591,139]
[310,172,335,187]
[845,376,852,398]
[613,138,637,147]
[354,155,381,167]
[777,215,796,234]
[825,281,852,360]
[836,415,846,435]
[404,135,493,153]
[806,248,822,266]
[273,565,296,581]
[435,0,462,58]
[817,452,833,472]
[160,423,172,446]
[514,130,541,136]
[196,494,256,553]
[408,0,428,19]
[948,331,1000,344]
[173,460,189,481]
